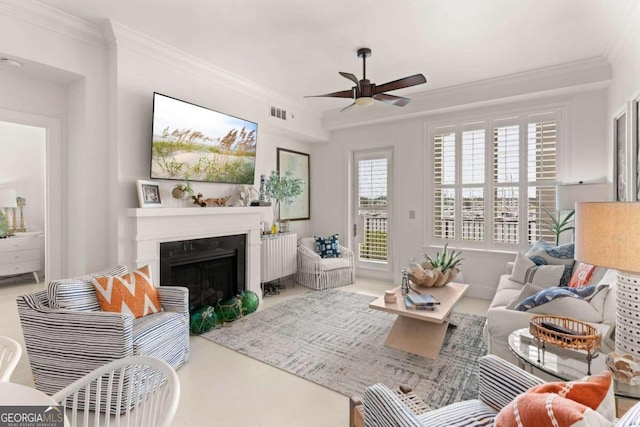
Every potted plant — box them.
[540,205,575,245]
[265,170,304,232]
[172,180,194,200]
[408,243,463,287]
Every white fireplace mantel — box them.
[128,207,271,301]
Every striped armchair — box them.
[363,355,640,426]
[16,266,190,396]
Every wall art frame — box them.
[277,148,310,221]
[136,179,163,208]
[634,95,640,201]
[614,107,628,201]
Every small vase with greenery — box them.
[265,170,304,230]
[172,180,194,200]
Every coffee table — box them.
[369,282,469,359]
[508,328,640,400]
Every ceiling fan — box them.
[305,47,427,112]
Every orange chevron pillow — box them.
[92,265,163,319]
[495,371,615,427]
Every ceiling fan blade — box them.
[340,102,356,112]
[304,89,354,99]
[339,72,360,89]
[374,74,427,94]
[374,93,411,107]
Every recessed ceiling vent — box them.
[270,105,287,121]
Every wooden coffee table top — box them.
[369,282,469,324]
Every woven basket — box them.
[529,315,601,352]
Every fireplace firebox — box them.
[159,235,246,308]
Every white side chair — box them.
[0,336,22,382]
[52,355,180,427]
[295,237,355,290]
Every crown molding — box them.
[323,57,611,131]
[108,21,321,120]
[0,0,105,48]
[604,0,640,66]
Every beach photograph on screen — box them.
[151,93,257,184]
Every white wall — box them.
[607,3,640,202]
[0,7,110,278]
[312,90,609,298]
[0,121,45,232]
[110,24,313,269]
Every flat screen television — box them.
[151,92,258,184]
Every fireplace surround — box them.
[128,207,270,305]
[160,235,246,307]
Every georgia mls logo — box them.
[0,405,64,427]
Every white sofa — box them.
[483,261,617,365]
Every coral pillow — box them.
[495,371,615,427]
[569,263,597,288]
[92,265,163,318]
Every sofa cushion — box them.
[525,241,575,287]
[569,263,597,288]
[490,275,525,309]
[48,265,128,311]
[597,269,617,324]
[495,371,615,427]
[515,285,610,323]
[92,265,163,319]
[318,257,351,271]
[416,399,496,427]
[506,283,544,310]
[509,253,565,287]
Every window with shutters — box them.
[430,112,559,251]
[357,154,390,264]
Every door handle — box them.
[353,223,357,238]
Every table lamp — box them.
[574,202,640,356]
[0,188,17,235]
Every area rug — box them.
[202,289,487,408]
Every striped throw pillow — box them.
[48,265,128,311]
[495,371,615,427]
[92,265,162,319]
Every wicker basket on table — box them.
[529,315,602,374]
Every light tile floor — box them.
[0,274,490,427]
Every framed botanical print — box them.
[614,109,627,201]
[277,148,310,220]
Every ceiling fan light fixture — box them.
[354,97,374,107]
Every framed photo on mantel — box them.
[614,109,627,202]
[277,148,310,221]
[137,179,163,208]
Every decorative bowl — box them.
[606,352,640,385]
[408,263,460,288]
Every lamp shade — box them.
[556,183,611,210]
[575,202,640,272]
[0,189,17,208]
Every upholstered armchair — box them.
[361,355,640,427]
[16,266,190,396]
[295,237,355,290]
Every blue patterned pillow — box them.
[515,285,597,311]
[314,234,341,258]
[525,241,575,287]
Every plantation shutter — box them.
[527,120,558,243]
[493,125,520,243]
[461,129,485,241]
[434,131,455,240]
[358,157,389,263]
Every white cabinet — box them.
[0,234,44,282]
[260,233,297,283]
